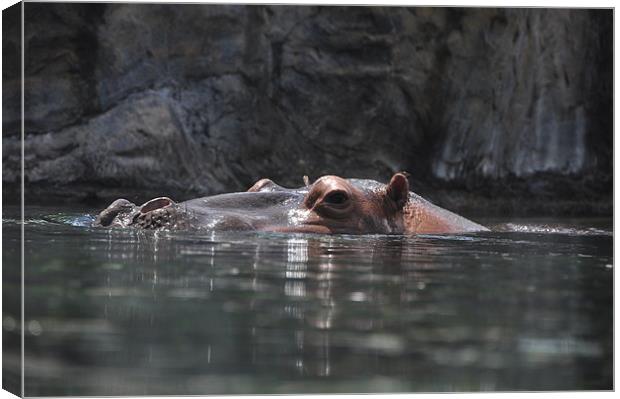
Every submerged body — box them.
[94,173,487,234]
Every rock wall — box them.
[2,4,612,210]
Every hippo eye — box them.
[248,178,275,192]
[323,191,349,205]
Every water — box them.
[2,205,613,395]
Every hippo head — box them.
[245,173,410,234]
[94,173,412,234]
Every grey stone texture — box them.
[2,4,612,210]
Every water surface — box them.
[2,205,613,395]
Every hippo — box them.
[93,173,488,234]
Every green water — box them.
[2,205,613,395]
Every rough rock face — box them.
[2,4,612,212]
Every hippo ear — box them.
[385,173,409,210]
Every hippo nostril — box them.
[94,198,136,227]
[140,197,174,214]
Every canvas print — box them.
[2,1,613,396]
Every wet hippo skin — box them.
[93,173,488,234]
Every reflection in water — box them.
[1,206,613,395]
